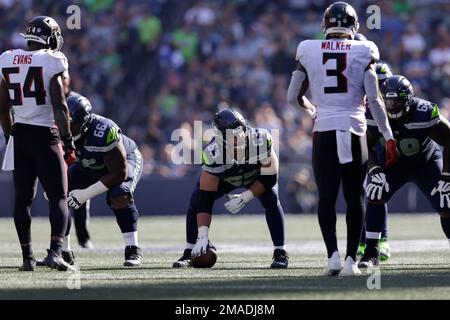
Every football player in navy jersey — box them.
[359,75,450,268]
[173,108,288,269]
[357,61,393,261]
[62,94,143,267]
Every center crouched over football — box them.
[191,246,217,268]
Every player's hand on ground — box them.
[192,236,210,257]
[431,173,450,209]
[67,189,89,209]
[385,139,398,168]
[366,166,389,201]
[224,190,254,214]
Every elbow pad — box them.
[257,174,277,191]
[197,190,216,214]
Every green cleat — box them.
[357,242,366,258]
[379,238,391,262]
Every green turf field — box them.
[0,214,449,299]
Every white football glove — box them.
[366,167,389,201]
[431,173,450,209]
[192,236,214,257]
[67,181,109,210]
[224,190,254,214]
[67,189,89,209]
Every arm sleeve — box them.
[364,66,393,141]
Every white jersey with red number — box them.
[0,48,68,127]
[296,39,379,136]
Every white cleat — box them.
[323,251,341,276]
[342,256,362,276]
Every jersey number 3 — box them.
[323,52,347,94]
[2,66,46,106]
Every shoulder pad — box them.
[296,40,312,62]
[248,128,272,163]
[365,41,380,63]
[201,139,232,175]
[84,116,121,153]
[404,98,440,129]
[47,51,68,76]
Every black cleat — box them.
[62,250,75,265]
[36,250,75,266]
[270,249,289,269]
[358,247,380,269]
[124,245,142,267]
[19,258,36,271]
[173,249,192,268]
[44,249,76,272]
[358,255,379,269]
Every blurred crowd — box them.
[0,0,450,194]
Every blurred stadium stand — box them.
[0,0,449,215]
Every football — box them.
[191,246,217,268]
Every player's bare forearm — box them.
[248,180,266,198]
[50,74,71,138]
[0,80,12,137]
[197,213,212,228]
[102,141,127,188]
[429,116,450,172]
[366,130,380,169]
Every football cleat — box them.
[62,250,75,265]
[358,246,380,268]
[324,251,341,276]
[270,249,289,269]
[172,249,192,268]
[357,242,366,258]
[379,238,391,262]
[342,256,362,276]
[19,258,36,272]
[124,245,142,267]
[36,250,75,266]
[44,249,76,272]
[358,255,379,269]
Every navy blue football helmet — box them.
[213,108,248,150]
[67,95,93,141]
[380,75,414,120]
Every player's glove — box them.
[67,189,88,209]
[67,181,109,209]
[431,173,450,209]
[192,226,214,257]
[366,166,389,201]
[61,134,76,166]
[385,139,398,168]
[224,190,254,214]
